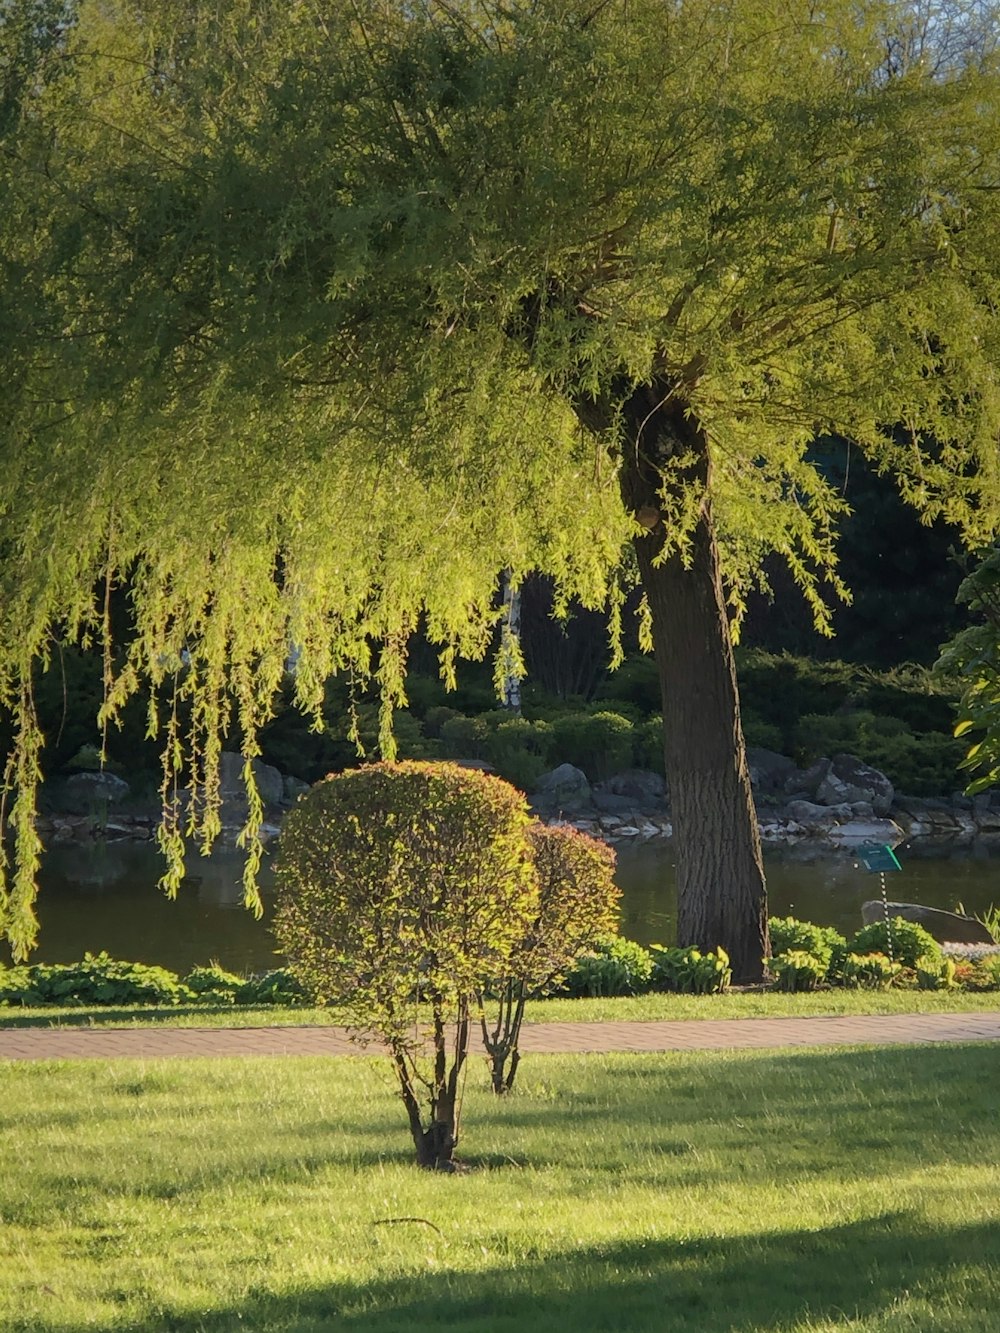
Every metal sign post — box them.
[855,844,903,965]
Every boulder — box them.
[784,799,851,828]
[827,817,903,845]
[598,769,667,805]
[51,814,92,841]
[816,754,894,816]
[58,771,131,815]
[974,807,1000,834]
[747,747,797,795]
[759,818,807,844]
[282,774,312,805]
[531,764,594,814]
[785,758,832,799]
[893,797,963,836]
[860,901,997,945]
[592,791,637,816]
[217,752,285,815]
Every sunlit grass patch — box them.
[2,1045,999,1331]
[2,987,999,1029]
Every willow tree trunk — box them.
[617,384,769,982]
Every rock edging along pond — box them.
[30,747,1000,853]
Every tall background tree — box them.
[3,0,1000,977]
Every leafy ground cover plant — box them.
[183,964,244,1005]
[273,761,537,1170]
[650,945,732,994]
[0,960,309,1009]
[238,968,308,1006]
[916,956,959,991]
[768,951,827,993]
[951,955,1000,992]
[0,953,188,1006]
[561,936,655,997]
[836,952,904,989]
[478,822,619,1093]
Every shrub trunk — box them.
[391,999,470,1170]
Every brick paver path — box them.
[2,1010,999,1061]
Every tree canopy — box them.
[3,0,1000,958]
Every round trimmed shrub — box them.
[274,761,536,1168]
[519,823,620,991]
[481,822,620,1092]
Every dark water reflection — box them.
[616,838,1000,947]
[4,836,999,975]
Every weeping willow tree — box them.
[3,0,1000,976]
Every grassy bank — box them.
[2,988,999,1029]
[3,1045,999,1331]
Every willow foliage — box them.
[4,0,1000,954]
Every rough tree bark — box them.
[613,381,770,982]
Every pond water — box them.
[5,836,999,976]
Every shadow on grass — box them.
[25,1215,1000,1333]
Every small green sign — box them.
[856,844,902,873]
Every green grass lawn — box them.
[2,987,999,1029]
[2,1045,999,1331]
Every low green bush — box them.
[741,710,785,753]
[796,710,909,763]
[768,917,846,970]
[632,716,666,775]
[650,945,731,994]
[595,654,661,715]
[183,964,245,1005]
[792,711,963,796]
[0,965,43,1006]
[862,731,965,797]
[439,707,647,785]
[486,717,556,791]
[849,918,943,970]
[238,968,309,1006]
[561,936,655,997]
[423,705,463,739]
[439,714,490,760]
[768,950,826,992]
[550,711,634,781]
